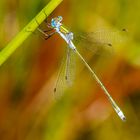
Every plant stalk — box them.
[0,0,63,66]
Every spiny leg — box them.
[34,18,56,40]
[42,9,52,28]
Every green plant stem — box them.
[0,0,63,66]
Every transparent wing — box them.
[65,47,76,86]
[74,29,127,54]
[53,47,76,99]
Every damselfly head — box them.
[51,16,63,28]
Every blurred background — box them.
[0,0,140,140]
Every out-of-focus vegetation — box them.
[0,0,140,140]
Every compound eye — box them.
[57,16,63,22]
[51,19,56,27]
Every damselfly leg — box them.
[34,17,56,40]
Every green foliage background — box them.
[0,0,140,140]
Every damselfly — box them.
[36,15,126,121]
